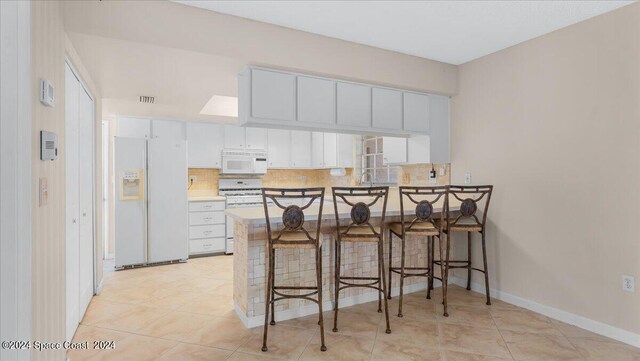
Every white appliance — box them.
[218,178,270,254]
[221,149,268,175]
[114,137,188,268]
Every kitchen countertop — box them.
[187,190,226,202]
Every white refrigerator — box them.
[114,137,188,268]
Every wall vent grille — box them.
[139,95,155,104]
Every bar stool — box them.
[436,185,493,317]
[261,188,326,352]
[387,186,448,317]
[332,186,391,334]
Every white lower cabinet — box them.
[188,200,226,256]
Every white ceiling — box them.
[175,0,633,65]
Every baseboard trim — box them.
[235,280,442,329]
[448,276,640,349]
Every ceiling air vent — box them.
[139,95,155,104]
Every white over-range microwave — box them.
[221,149,268,175]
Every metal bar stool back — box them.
[439,185,493,317]
[331,186,391,334]
[387,186,449,317]
[261,187,326,352]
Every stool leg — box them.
[398,234,406,317]
[442,233,450,317]
[387,229,393,299]
[270,248,276,325]
[481,231,491,305]
[316,246,327,351]
[332,238,341,332]
[467,232,472,291]
[261,245,273,352]
[379,240,391,333]
[427,235,433,299]
[377,231,382,312]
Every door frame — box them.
[64,57,96,340]
[0,1,32,360]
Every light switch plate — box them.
[464,172,472,184]
[623,275,635,292]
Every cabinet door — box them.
[290,131,312,168]
[224,125,246,149]
[403,92,430,133]
[382,137,407,164]
[297,76,336,124]
[187,122,223,168]
[245,128,266,150]
[152,120,185,140]
[336,134,354,168]
[117,116,150,138]
[407,135,430,164]
[372,88,402,129]
[251,69,296,121]
[267,129,290,168]
[311,132,324,168]
[337,82,371,128]
[428,94,450,163]
[323,133,338,168]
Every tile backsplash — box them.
[188,164,450,195]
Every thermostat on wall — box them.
[40,79,54,107]
[40,131,58,161]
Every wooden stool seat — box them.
[338,225,382,242]
[273,231,323,249]
[388,222,439,237]
[438,219,483,232]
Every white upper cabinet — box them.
[403,92,430,133]
[323,133,338,168]
[311,132,324,168]
[428,94,450,163]
[337,82,371,128]
[297,76,336,124]
[267,129,290,168]
[224,125,246,149]
[187,122,223,168]
[382,137,407,165]
[290,131,312,168]
[407,135,430,164]
[117,116,150,138]
[372,88,402,130]
[152,119,185,140]
[336,134,354,168]
[251,69,296,121]
[245,128,266,150]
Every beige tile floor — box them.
[69,256,640,361]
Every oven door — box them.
[222,155,254,174]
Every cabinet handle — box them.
[203,217,212,222]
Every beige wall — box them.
[450,3,640,335]
[31,1,103,359]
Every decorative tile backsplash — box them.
[188,164,450,195]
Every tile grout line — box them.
[488,308,517,361]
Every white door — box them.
[245,128,266,150]
[152,119,185,140]
[224,125,246,149]
[382,137,408,165]
[337,82,371,128]
[114,137,147,267]
[323,133,338,168]
[116,116,150,138]
[251,68,296,121]
[147,139,188,263]
[267,129,290,168]
[297,76,336,124]
[311,132,324,168]
[186,122,223,168]
[372,88,403,130]
[65,63,80,342]
[336,134,354,168]
[78,86,94,318]
[290,130,311,168]
[102,121,109,258]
